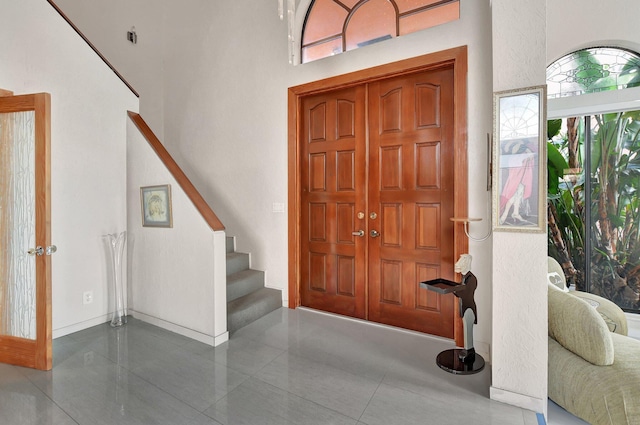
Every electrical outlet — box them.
[83,291,93,305]
[83,351,94,365]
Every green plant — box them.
[589,111,640,307]
[547,120,584,289]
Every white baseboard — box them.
[53,314,111,339]
[490,386,546,417]
[53,311,230,347]
[131,310,228,347]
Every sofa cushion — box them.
[549,334,640,425]
[571,291,629,335]
[548,284,614,366]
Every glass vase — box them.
[106,231,127,327]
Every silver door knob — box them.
[28,246,44,256]
[46,245,57,255]
[370,230,380,238]
[352,230,365,237]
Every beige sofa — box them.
[548,282,640,424]
[547,257,628,335]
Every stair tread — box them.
[226,269,266,302]
[227,287,282,334]
[226,251,249,259]
[228,287,281,311]
[226,251,250,275]
[227,268,264,283]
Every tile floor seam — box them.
[244,342,289,378]
[124,360,237,416]
[355,367,389,425]
[207,377,356,425]
[20,368,82,425]
[249,360,373,422]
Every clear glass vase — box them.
[106,231,127,327]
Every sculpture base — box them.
[436,349,485,375]
[110,315,127,328]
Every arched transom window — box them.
[301,0,460,63]
[547,47,640,99]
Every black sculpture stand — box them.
[435,348,485,375]
[420,277,485,375]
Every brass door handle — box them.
[370,230,380,238]
[352,230,365,237]
[28,246,44,256]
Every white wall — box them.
[126,118,227,345]
[51,1,495,357]
[53,0,165,140]
[547,0,640,63]
[0,0,138,335]
[161,0,496,354]
[490,0,548,415]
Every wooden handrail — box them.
[46,1,139,98]
[128,111,225,231]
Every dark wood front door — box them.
[300,86,367,318]
[367,68,455,337]
[293,50,465,341]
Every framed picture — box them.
[492,85,547,233]
[140,185,173,228]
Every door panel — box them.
[0,93,52,370]
[300,86,367,318]
[368,68,455,338]
[299,66,456,339]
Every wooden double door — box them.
[299,66,456,338]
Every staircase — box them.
[226,236,282,334]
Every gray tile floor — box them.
[0,307,574,424]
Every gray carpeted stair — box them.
[226,236,281,333]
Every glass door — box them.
[0,92,52,370]
[548,111,640,313]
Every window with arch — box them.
[301,0,460,63]
[547,47,640,98]
[547,46,640,314]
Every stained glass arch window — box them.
[301,0,460,64]
[547,47,640,99]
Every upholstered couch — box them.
[547,257,628,335]
[547,278,640,424]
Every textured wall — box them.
[547,0,640,63]
[126,118,226,343]
[0,0,138,335]
[491,0,548,415]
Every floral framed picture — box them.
[492,85,547,233]
[140,184,173,228]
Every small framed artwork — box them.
[493,85,547,233]
[140,184,173,228]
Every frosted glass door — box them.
[0,111,37,340]
[0,93,52,370]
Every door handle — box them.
[370,230,380,238]
[28,246,44,256]
[352,230,365,237]
[27,245,57,256]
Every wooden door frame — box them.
[288,46,468,346]
[0,92,52,370]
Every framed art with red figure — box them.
[493,85,547,233]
